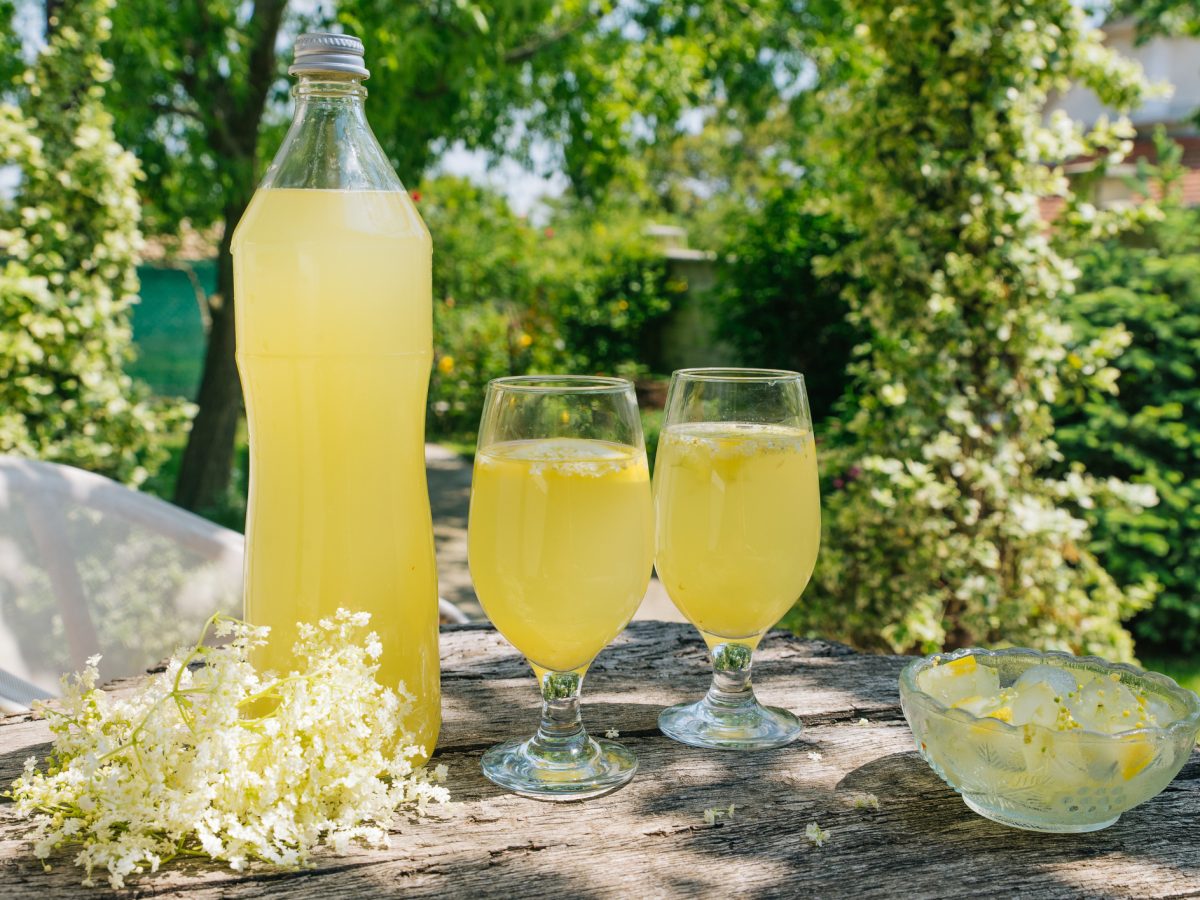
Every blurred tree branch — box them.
[1107,0,1200,40]
[88,0,844,511]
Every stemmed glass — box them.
[468,376,654,799]
[653,368,820,750]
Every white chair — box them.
[0,456,469,713]
[0,456,244,712]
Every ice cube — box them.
[1071,678,1141,734]
[1014,664,1080,699]
[1143,694,1176,728]
[1079,734,1159,781]
[918,655,1001,706]
[954,693,1002,716]
[1010,681,1061,728]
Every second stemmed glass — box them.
[653,368,821,750]
[468,376,654,799]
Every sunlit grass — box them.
[1140,656,1200,694]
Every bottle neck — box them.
[260,74,402,193]
[290,75,369,136]
[293,74,368,105]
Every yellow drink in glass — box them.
[234,188,440,754]
[653,367,819,751]
[470,376,648,799]
[654,422,820,641]
[469,438,653,672]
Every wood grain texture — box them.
[2,621,1199,899]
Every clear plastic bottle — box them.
[232,33,439,755]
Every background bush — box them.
[1056,155,1200,655]
[791,0,1156,662]
[715,185,858,423]
[419,177,562,435]
[422,179,678,436]
[539,210,678,376]
[0,0,188,486]
[428,299,562,436]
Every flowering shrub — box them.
[429,298,559,435]
[791,1,1159,659]
[0,0,189,486]
[7,609,449,889]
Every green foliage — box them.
[108,0,774,234]
[423,177,537,310]
[0,0,189,486]
[714,184,857,422]
[420,176,677,435]
[428,300,535,437]
[107,0,605,228]
[1056,152,1200,654]
[1109,0,1200,39]
[516,0,847,201]
[338,0,582,186]
[792,0,1158,661]
[420,176,561,436]
[0,0,23,88]
[641,407,663,474]
[540,210,677,374]
[103,0,296,232]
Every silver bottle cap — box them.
[289,32,369,79]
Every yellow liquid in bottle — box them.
[468,439,653,673]
[654,423,820,641]
[233,188,440,756]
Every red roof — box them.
[1040,135,1200,217]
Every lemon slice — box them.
[1117,739,1156,780]
[986,706,1013,724]
[945,656,977,676]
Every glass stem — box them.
[705,641,758,712]
[529,667,592,762]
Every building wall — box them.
[1049,21,1200,131]
[657,255,736,372]
[1044,21,1200,211]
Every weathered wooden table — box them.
[2,621,1198,898]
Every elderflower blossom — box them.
[805,822,830,847]
[7,609,449,889]
[703,803,736,825]
[806,751,823,762]
[605,728,620,739]
[851,793,881,810]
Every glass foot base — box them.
[481,735,637,801]
[659,698,803,751]
[963,797,1119,832]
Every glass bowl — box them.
[899,648,1200,832]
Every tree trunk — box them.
[170,0,287,513]
[173,198,248,513]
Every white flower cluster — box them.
[804,822,829,847]
[702,803,736,826]
[850,793,880,810]
[7,609,449,889]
